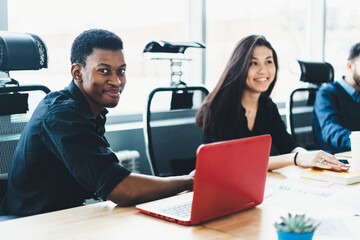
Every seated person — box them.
[313,42,360,153]
[196,35,344,170]
[0,29,194,217]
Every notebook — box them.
[300,168,360,185]
[135,134,271,225]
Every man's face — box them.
[73,48,126,116]
[349,57,360,90]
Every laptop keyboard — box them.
[160,202,192,219]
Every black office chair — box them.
[143,40,209,176]
[0,32,50,203]
[287,60,334,149]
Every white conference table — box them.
[0,162,360,240]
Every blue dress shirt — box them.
[338,76,360,103]
[313,78,360,153]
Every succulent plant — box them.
[274,213,320,233]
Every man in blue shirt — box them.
[0,29,194,217]
[313,42,360,153]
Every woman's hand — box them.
[295,150,346,170]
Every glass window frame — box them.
[0,0,329,121]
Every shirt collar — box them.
[338,76,360,100]
[66,80,109,119]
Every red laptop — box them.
[135,134,271,225]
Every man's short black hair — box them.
[71,29,123,66]
[348,42,360,61]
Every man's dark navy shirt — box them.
[0,81,131,216]
[313,79,360,153]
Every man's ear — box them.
[346,61,354,71]
[71,64,83,82]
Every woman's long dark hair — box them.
[196,35,279,140]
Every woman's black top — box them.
[204,95,298,155]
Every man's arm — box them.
[107,172,194,206]
[314,87,351,151]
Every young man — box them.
[313,42,360,153]
[0,29,193,217]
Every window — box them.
[7,0,188,115]
[325,0,360,80]
[6,1,341,110]
[206,0,309,103]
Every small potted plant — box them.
[274,213,320,240]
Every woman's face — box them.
[245,46,276,94]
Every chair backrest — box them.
[0,31,47,73]
[144,86,208,176]
[287,60,334,149]
[0,31,50,201]
[0,87,49,197]
[142,40,207,176]
[297,60,334,86]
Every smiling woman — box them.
[196,35,280,142]
[245,46,276,95]
[195,35,344,171]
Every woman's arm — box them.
[268,147,344,170]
